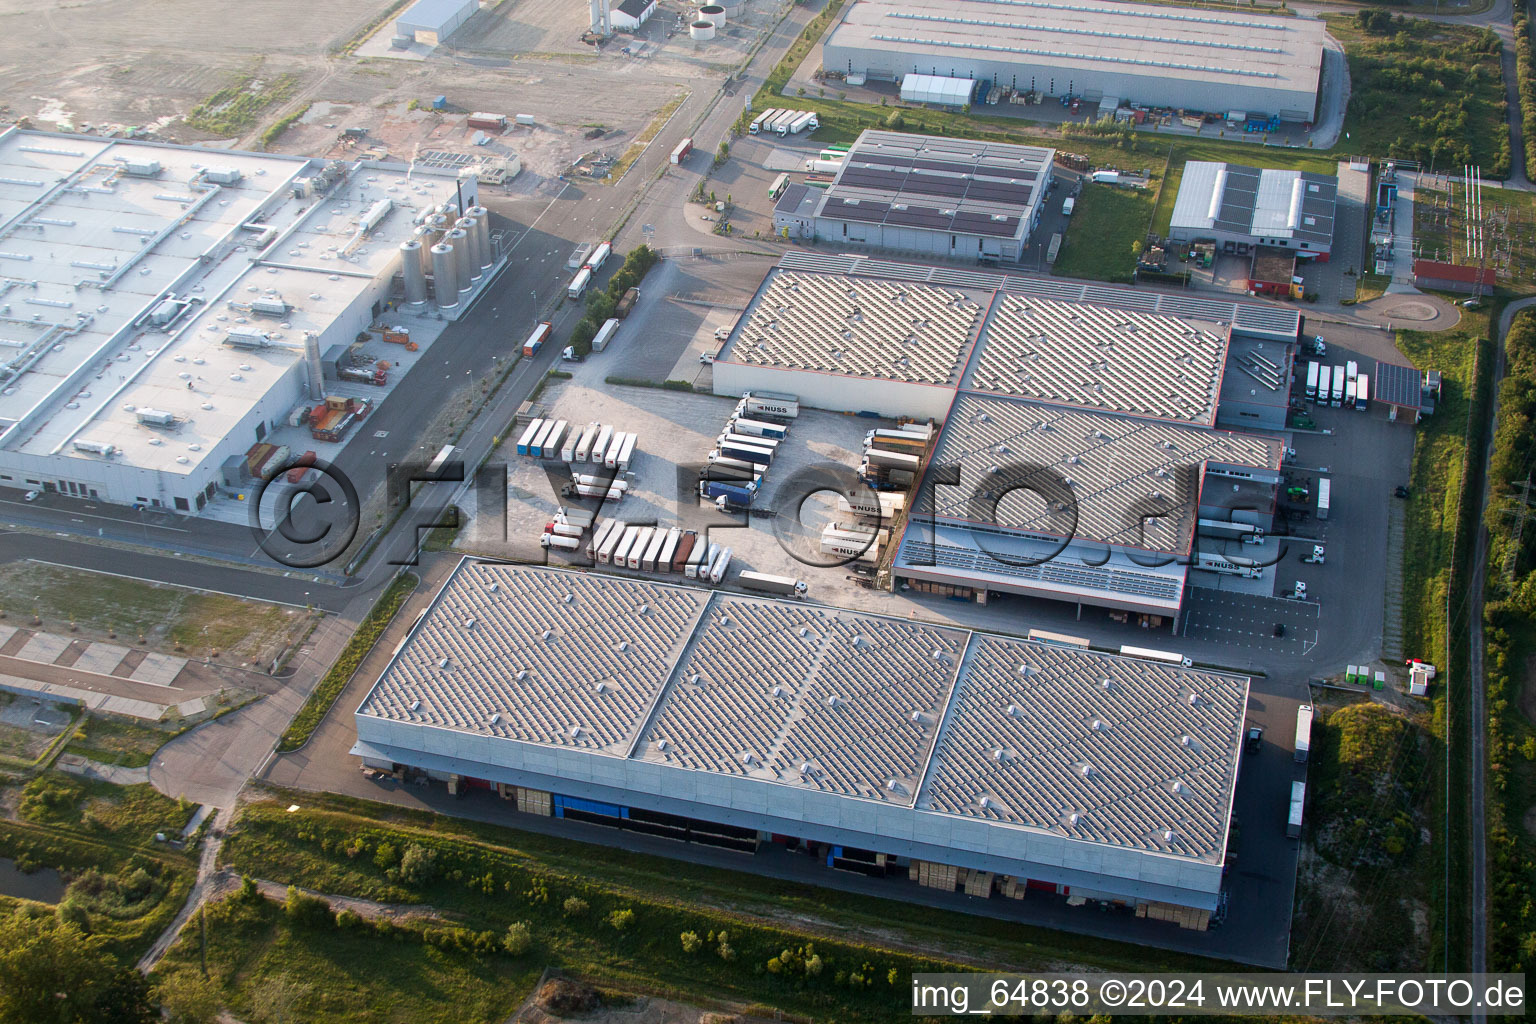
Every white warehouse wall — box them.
[712,361,958,421]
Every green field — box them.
[1051,183,1155,283]
[63,714,188,768]
[156,892,539,1024]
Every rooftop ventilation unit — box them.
[135,407,177,427]
[224,327,272,349]
[250,298,290,317]
[202,167,243,185]
[408,699,420,712]
[121,160,162,178]
[72,439,115,457]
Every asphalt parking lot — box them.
[1182,589,1320,657]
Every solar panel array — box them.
[639,596,965,805]
[731,270,982,383]
[968,294,1227,423]
[358,564,708,753]
[928,393,1280,552]
[919,635,1246,859]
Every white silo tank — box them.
[699,4,726,27]
[430,243,459,310]
[467,205,494,270]
[400,240,428,308]
[690,19,715,41]
[427,213,450,243]
[445,228,473,296]
[455,219,484,282]
[303,331,324,401]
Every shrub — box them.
[238,875,259,902]
[681,930,703,954]
[334,908,363,929]
[283,885,332,929]
[397,843,438,886]
[373,842,398,870]
[562,896,589,918]
[504,921,533,955]
[608,908,635,932]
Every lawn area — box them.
[1052,183,1155,283]
[221,789,1232,1013]
[1328,14,1508,177]
[63,713,186,768]
[1290,703,1434,971]
[1396,304,1493,969]
[0,560,317,661]
[0,775,197,959]
[156,892,540,1024]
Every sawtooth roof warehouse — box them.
[822,0,1327,122]
[355,560,1250,930]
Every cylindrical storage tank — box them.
[400,240,428,307]
[444,228,473,296]
[426,213,449,244]
[430,243,458,309]
[690,19,715,40]
[721,0,744,15]
[455,219,484,281]
[304,331,324,401]
[467,205,494,270]
[698,4,726,27]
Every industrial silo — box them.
[444,228,473,297]
[430,243,458,310]
[699,4,726,27]
[466,205,494,270]
[690,19,715,41]
[400,240,428,308]
[455,218,484,282]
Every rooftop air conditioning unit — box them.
[135,408,176,427]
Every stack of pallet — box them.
[909,859,960,891]
[515,787,553,816]
[962,869,995,898]
[1136,901,1211,931]
[998,877,1027,900]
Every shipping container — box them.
[749,108,781,134]
[614,431,638,472]
[708,546,734,583]
[657,528,681,573]
[1330,365,1345,406]
[721,440,774,465]
[605,431,631,470]
[835,493,905,519]
[804,158,845,174]
[567,267,592,300]
[541,420,567,459]
[591,425,615,466]
[515,418,545,456]
[523,322,552,357]
[1346,360,1358,382]
[703,460,760,483]
[1194,552,1263,578]
[728,417,788,440]
[1305,361,1319,400]
[1198,519,1263,541]
[574,422,600,462]
[570,484,626,501]
[592,318,621,353]
[586,241,612,272]
[642,528,667,573]
[687,542,718,579]
[541,532,581,550]
[1344,377,1356,408]
[718,431,779,451]
[701,480,755,507]
[787,111,819,134]
[611,526,641,566]
[1316,477,1331,520]
[557,507,595,529]
[1355,374,1369,411]
[547,522,583,539]
[1287,780,1305,837]
[559,430,578,463]
[587,518,619,558]
[768,110,797,133]
[626,527,654,570]
[1294,704,1313,763]
[769,173,790,199]
[567,242,593,270]
[864,448,921,473]
[1118,645,1193,667]
[1316,364,1331,405]
[672,531,697,571]
[528,419,557,458]
[1062,197,1076,217]
[739,571,808,597]
[669,138,693,165]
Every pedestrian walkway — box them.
[1382,500,1406,660]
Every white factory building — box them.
[773,130,1054,263]
[395,0,480,46]
[712,251,1296,620]
[1168,161,1339,259]
[822,0,1327,122]
[354,560,1250,927]
[0,127,496,513]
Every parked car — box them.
[22,489,39,502]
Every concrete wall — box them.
[817,218,1024,262]
[711,361,958,421]
[353,721,1227,910]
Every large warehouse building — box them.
[773,130,1054,262]
[1168,161,1339,259]
[0,127,491,512]
[354,560,1250,927]
[822,0,1326,122]
[395,0,480,46]
[713,251,1295,621]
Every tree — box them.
[503,921,532,955]
[397,843,438,886]
[155,969,222,1024]
[885,110,906,130]
[562,896,589,917]
[0,907,154,1024]
[1131,239,1144,258]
